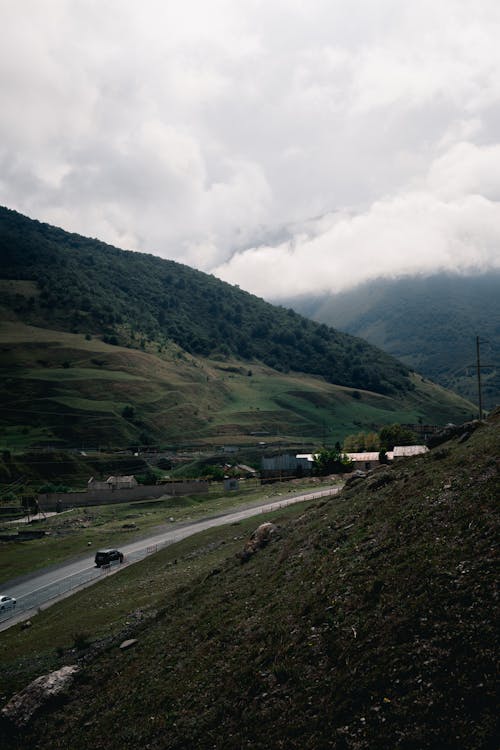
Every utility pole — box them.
[473,336,495,421]
[476,336,483,421]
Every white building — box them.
[345,452,381,470]
[87,475,138,491]
[388,445,429,460]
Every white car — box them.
[0,595,17,611]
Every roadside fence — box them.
[0,485,341,626]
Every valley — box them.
[286,272,500,410]
[0,206,477,455]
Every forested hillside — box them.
[0,207,476,450]
[287,272,500,409]
[0,206,409,396]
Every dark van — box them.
[94,549,124,567]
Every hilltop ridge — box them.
[0,205,409,394]
[286,272,500,409]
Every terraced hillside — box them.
[0,320,474,451]
[0,207,476,449]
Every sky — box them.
[1,0,500,299]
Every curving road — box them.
[0,485,341,631]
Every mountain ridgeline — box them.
[0,206,409,396]
[285,272,500,410]
[0,207,476,450]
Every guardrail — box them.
[0,485,341,627]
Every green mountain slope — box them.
[0,321,474,451]
[1,411,498,749]
[0,207,476,449]
[0,206,409,394]
[285,272,500,410]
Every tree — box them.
[313,447,352,475]
[379,424,417,451]
[365,432,380,451]
[343,432,367,451]
[121,405,135,421]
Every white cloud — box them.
[214,142,500,297]
[428,142,500,201]
[0,1,500,295]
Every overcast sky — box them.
[1,0,500,299]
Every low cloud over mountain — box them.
[1,2,500,297]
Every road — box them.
[0,485,341,631]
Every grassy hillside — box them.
[286,272,500,410]
[1,411,498,749]
[0,320,475,454]
[0,205,411,397]
[0,208,478,451]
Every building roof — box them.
[236,464,257,474]
[392,445,429,457]
[346,452,380,462]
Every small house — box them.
[390,445,429,460]
[87,475,138,491]
[345,452,381,471]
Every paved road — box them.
[0,485,341,631]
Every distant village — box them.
[30,440,429,512]
[260,444,428,480]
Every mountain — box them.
[0,207,475,450]
[1,411,498,749]
[284,272,500,411]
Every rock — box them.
[238,522,278,563]
[1,665,79,728]
[367,472,395,491]
[427,419,482,449]
[119,638,138,650]
[345,470,367,487]
[251,522,277,547]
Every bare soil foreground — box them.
[1,411,498,749]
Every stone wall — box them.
[37,481,208,511]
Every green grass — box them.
[0,501,313,700]
[0,426,58,451]
[0,321,113,348]
[0,478,336,580]
[0,412,497,749]
[19,368,143,382]
[0,322,477,451]
[46,397,128,413]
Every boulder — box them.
[119,638,138,650]
[1,665,79,728]
[238,522,278,563]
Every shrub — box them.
[72,631,90,650]
[122,405,135,421]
